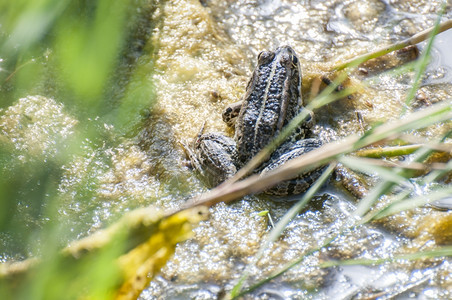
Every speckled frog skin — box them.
[189,46,323,196]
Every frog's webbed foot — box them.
[333,163,369,199]
[260,138,325,196]
[304,109,315,130]
[192,133,238,187]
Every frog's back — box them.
[234,46,302,165]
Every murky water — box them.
[138,0,452,298]
[1,0,452,299]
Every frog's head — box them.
[257,45,298,64]
[275,45,300,70]
[254,46,302,103]
[256,46,300,75]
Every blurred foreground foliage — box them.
[0,0,156,127]
[0,0,186,299]
[1,206,208,300]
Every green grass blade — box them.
[319,245,452,268]
[401,3,446,114]
[338,156,411,185]
[372,186,452,219]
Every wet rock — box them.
[427,213,452,245]
[343,0,386,33]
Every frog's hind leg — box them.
[260,138,325,196]
[191,133,238,187]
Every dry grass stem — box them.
[174,101,451,216]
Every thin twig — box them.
[0,59,37,88]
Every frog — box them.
[188,46,325,196]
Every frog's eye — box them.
[257,51,275,64]
[292,55,298,65]
[257,51,268,60]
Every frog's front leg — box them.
[222,101,242,127]
[190,133,238,187]
[259,138,324,196]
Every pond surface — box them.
[1,0,452,299]
[140,0,452,298]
